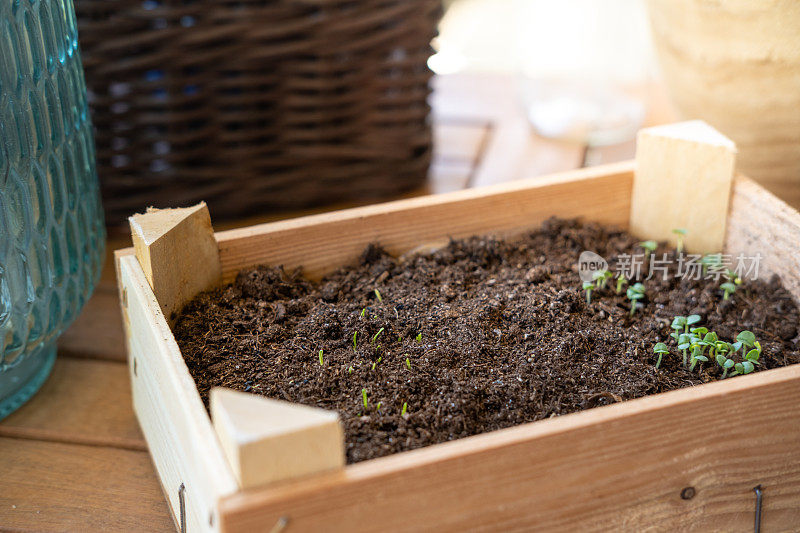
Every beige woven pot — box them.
[647,0,800,207]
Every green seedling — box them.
[353,331,358,351]
[405,357,411,370]
[318,349,324,366]
[689,345,708,372]
[716,353,735,379]
[616,274,628,295]
[401,402,408,416]
[653,342,669,369]
[372,327,384,344]
[371,362,377,371]
[626,282,646,316]
[639,240,657,259]
[582,281,594,304]
[348,366,354,374]
[362,388,369,410]
[725,269,743,285]
[721,281,737,300]
[374,289,383,303]
[360,307,367,318]
[700,253,723,275]
[415,333,422,343]
[672,228,687,254]
[732,361,755,376]
[593,269,613,289]
[376,402,382,412]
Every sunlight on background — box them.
[431,0,657,146]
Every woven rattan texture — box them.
[76,0,439,225]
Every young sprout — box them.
[732,361,755,376]
[639,240,657,259]
[348,365,354,374]
[362,388,369,410]
[725,269,743,286]
[318,349,324,366]
[593,269,613,289]
[372,327,384,344]
[376,402,382,412]
[401,402,408,416]
[615,274,628,295]
[415,333,422,343]
[716,353,735,379]
[405,357,411,370]
[626,283,646,316]
[720,281,737,300]
[582,281,594,304]
[653,342,669,369]
[371,362,377,371]
[353,331,358,351]
[374,289,383,303]
[672,228,687,254]
[700,253,722,276]
[360,307,367,318]
[688,345,708,372]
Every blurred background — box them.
[67,0,798,233]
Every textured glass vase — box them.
[0,0,105,418]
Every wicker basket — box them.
[75,0,440,226]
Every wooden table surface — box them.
[0,73,676,532]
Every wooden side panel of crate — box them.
[726,175,800,302]
[214,161,635,281]
[116,253,237,533]
[220,365,800,532]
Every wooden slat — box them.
[214,162,635,282]
[0,438,173,532]
[0,357,143,450]
[59,286,126,361]
[220,366,800,532]
[725,175,800,302]
[117,254,238,533]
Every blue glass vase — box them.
[0,0,105,418]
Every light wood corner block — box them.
[129,202,221,322]
[631,120,736,254]
[210,388,345,490]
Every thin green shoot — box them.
[348,366,353,374]
[582,281,594,304]
[592,269,613,289]
[362,388,368,410]
[405,357,411,370]
[721,281,737,300]
[639,240,657,259]
[318,349,324,366]
[376,402,382,412]
[374,289,383,303]
[401,402,408,416]
[615,274,628,295]
[626,283,646,316]
[360,308,367,318]
[353,331,358,351]
[672,228,687,254]
[415,333,422,343]
[372,327,384,344]
[653,342,669,369]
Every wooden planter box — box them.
[115,125,800,532]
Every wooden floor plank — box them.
[0,438,173,532]
[0,358,144,450]
[59,286,126,362]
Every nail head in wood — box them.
[210,387,345,489]
[129,202,221,323]
[630,120,736,254]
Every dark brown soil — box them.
[174,218,800,464]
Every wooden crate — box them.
[116,127,800,532]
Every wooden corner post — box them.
[210,388,345,489]
[630,120,737,254]
[129,202,222,321]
